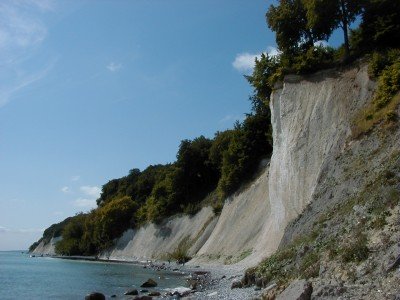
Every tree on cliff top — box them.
[305,0,364,58]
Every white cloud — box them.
[232,47,279,73]
[219,114,244,124]
[314,40,329,47]
[71,175,80,181]
[80,185,101,198]
[72,198,97,209]
[107,62,122,72]
[232,53,259,72]
[61,186,70,193]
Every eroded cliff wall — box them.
[35,65,378,269]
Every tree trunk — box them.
[340,0,350,59]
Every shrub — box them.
[340,233,369,263]
[292,46,335,74]
[166,236,192,263]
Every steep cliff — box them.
[34,63,395,272]
[31,237,61,256]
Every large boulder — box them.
[124,288,139,295]
[140,278,158,288]
[231,279,243,289]
[276,280,312,300]
[85,292,105,300]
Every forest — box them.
[31,0,400,256]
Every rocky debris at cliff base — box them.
[141,278,158,287]
[276,280,312,300]
[125,288,139,295]
[85,292,105,300]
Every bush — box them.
[291,46,335,74]
[373,60,400,109]
[166,236,192,263]
[340,234,369,263]
[368,49,400,78]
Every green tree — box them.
[304,0,364,58]
[266,0,311,55]
[358,0,400,51]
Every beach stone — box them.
[148,291,161,296]
[85,292,105,300]
[134,296,153,300]
[276,280,312,300]
[231,279,243,289]
[124,288,139,295]
[141,278,158,287]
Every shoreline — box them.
[30,253,261,299]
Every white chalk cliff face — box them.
[192,65,374,267]
[34,65,376,268]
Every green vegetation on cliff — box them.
[31,0,400,257]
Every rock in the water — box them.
[141,278,158,287]
[110,295,116,298]
[231,279,243,289]
[124,288,139,295]
[134,296,152,300]
[148,291,161,296]
[85,292,105,300]
[276,280,312,300]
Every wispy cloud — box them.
[107,62,122,72]
[0,225,43,234]
[61,186,70,193]
[71,175,80,182]
[72,198,96,209]
[219,114,244,124]
[0,61,55,108]
[0,0,55,108]
[80,185,101,198]
[232,46,279,73]
[70,185,101,210]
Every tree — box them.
[266,0,311,55]
[358,0,400,51]
[304,0,364,58]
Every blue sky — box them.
[0,0,348,250]
[0,0,279,250]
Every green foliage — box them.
[368,49,400,78]
[91,196,138,251]
[357,0,400,52]
[373,60,400,109]
[266,0,312,55]
[291,46,335,74]
[353,52,400,137]
[55,214,87,255]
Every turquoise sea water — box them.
[0,251,187,299]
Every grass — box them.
[250,158,399,287]
[165,236,192,263]
[353,92,400,138]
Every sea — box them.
[0,251,187,299]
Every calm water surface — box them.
[0,251,187,299]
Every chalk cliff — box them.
[36,64,390,269]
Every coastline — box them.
[33,254,261,299]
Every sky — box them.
[0,0,346,251]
